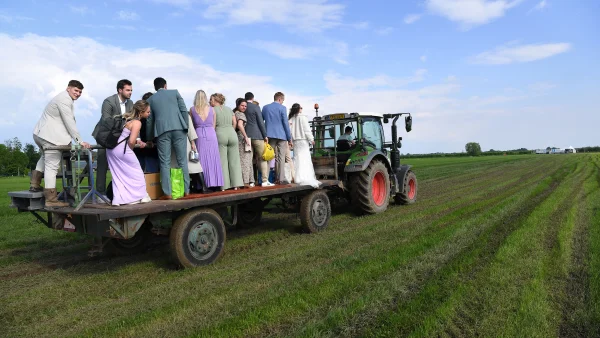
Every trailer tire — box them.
[238,199,263,228]
[170,208,226,268]
[106,222,151,255]
[395,170,418,205]
[350,160,390,214]
[300,190,331,233]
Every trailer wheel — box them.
[350,160,390,214]
[300,190,331,233]
[395,170,418,205]
[170,208,226,268]
[238,199,263,228]
[107,222,151,255]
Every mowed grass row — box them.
[0,154,598,337]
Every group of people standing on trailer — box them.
[29,78,319,208]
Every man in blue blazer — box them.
[145,77,189,199]
[262,92,292,184]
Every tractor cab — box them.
[310,112,386,180]
[309,108,417,215]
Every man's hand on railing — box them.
[79,141,91,149]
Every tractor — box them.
[308,107,417,214]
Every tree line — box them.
[0,137,41,176]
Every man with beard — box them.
[92,79,134,195]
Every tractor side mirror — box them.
[405,115,412,132]
[327,127,335,139]
[398,137,402,148]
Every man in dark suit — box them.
[244,92,273,187]
[145,77,189,199]
[92,79,134,195]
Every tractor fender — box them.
[344,150,392,173]
[396,164,413,193]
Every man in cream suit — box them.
[146,77,189,199]
[92,79,134,195]
[31,80,91,208]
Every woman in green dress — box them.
[210,93,243,190]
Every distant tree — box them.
[4,137,22,151]
[24,143,41,170]
[465,142,482,156]
[546,146,551,153]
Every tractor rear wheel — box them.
[395,170,418,205]
[350,160,390,214]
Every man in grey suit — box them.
[92,79,134,195]
[244,92,273,187]
[31,80,91,208]
[145,77,189,199]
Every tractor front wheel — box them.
[350,160,390,214]
[395,170,418,205]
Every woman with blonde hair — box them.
[106,100,152,205]
[190,90,223,190]
[211,93,243,190]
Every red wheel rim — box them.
[408,178,416,200]
[372,171,386,206]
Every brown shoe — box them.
[29,170,44,192]
[44,189,69,208]
[159,195,172,200]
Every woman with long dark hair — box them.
[107,100,152,205]
[234,98,254,187]
[288,103,320,188]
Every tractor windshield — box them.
[361,118,384,150]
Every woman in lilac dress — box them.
[107,100,152,206]
[190,90,224,189]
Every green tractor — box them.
[309,110,417,214]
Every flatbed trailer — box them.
[9,180,341,267]
[8,145,343,268]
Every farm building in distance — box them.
[534,146,577,154]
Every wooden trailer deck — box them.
[12,180,342,221]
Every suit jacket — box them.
[146,89,188,140]
[91,93,134,139]
[245,101,267,140]
[33,90,83,145]
[262,102,291,141]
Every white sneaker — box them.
[249,183,255,188]
[141,195,151,203]
[262,182,274,187]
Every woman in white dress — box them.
[288,103,320,188]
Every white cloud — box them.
[117,10,140,21]
[420,55,427,62]
[196,25,217,33]
[245,40,349,64]
[82,24,137,31]
[351,21,369,29]
[375,27,393,35]
[246,41,318,60]
[528,82,556,91]
[426,0,523,28]
[324,69,428,93]
[529,0,547,13]
[0,33,590,154]
[70,6,92,15]
[202,0,345,32]
[404,14,421,24]
[0,14,34,23]
[472,42,571,64]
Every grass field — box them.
[1,154,599,337]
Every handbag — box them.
[262,142,275,161]
[189,150,199,163]
[244,137,252,153]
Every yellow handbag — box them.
[262,142,275,161]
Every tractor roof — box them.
[320,112,384,120]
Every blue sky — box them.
[0,0,598,154]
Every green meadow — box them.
[1,154,599,337]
